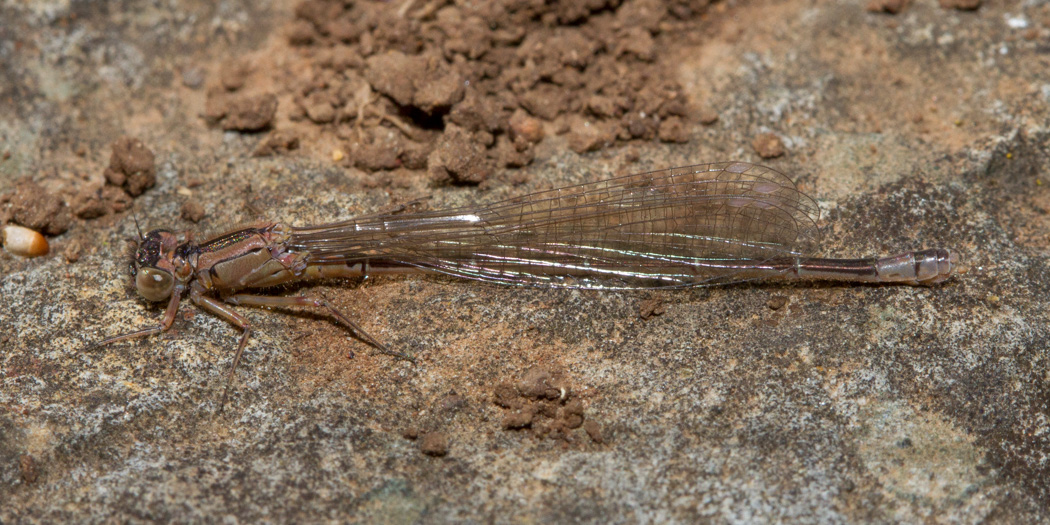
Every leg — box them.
[224,293,414,362]
[84,284,185,352]
[189,285,253,410]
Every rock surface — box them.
[1,1,1048,522]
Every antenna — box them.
[131,207,144,240]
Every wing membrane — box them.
[290,162,820,289]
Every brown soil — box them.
[3,0,720,242]
[493,366,602,444]
[3,136,155,233]
[245,0,713,184]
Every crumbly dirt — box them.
[3,181,71,235]
[252,130,301,157]
[179,201,206,223]
[204,93,279,131]
[103,137,156,197]
[419,431,449,456]
[752,132,786,159]
[637,295,667,319]
[492,366,602,444]
[249,0,713,184]
[3,128,176,244]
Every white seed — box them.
[2,224,49,257]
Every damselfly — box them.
[88,162,956,405]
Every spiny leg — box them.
[224,293,414,362]
[189,285,253,410]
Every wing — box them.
[289,162,821,289]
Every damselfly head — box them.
[133,229,179,302]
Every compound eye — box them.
[135,267,174,302]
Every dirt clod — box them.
[350,140,402,172]
[866,0,910,14]
[502,410,534,429]
[253,130,301,157]
[365,51,464,114]
[493,367,598,445]
[205,93,278,131]
[493,382,523,410]
[583,420,604,444]
[616,27,656,61]
[220,59,252,91]
[104,137,156,197]
[752,132,786,158]
[450,90,505,134]
[305,101,335,124]
[658,116,690,143]
[102,186,133,214]
[63,239,82,263]
[639,297,666,319]
[19,454,38,484]
[8,181,71,235]
[508,109,544,144]
[698,107,720,125]
[274,0,712,176]
[428,124,492,184]
[180,201,206,223]
[562,400,585,429]
[938,0,980,9]
[420,431,449,457]
[71,187,108,219]
[518,367,567,400]
[568,121,617,154]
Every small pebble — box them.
[866,0,909,13]
[583,420,604,444]
[305,101,335,124]
[939,0,980,10]
[698,107,719,125]
[63,239,82,263]
[752,132,786,158]
[502,410,534,429]
[639,297,666,319]
[20,454,39,484]
[509,110,544,143]
[181,67,205,89]
[493,382,523,410]
[420,432,449,457]
[657,117,690,143]
[2,224,49,257]
[767,295,788,310]
[180,201,206,223]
